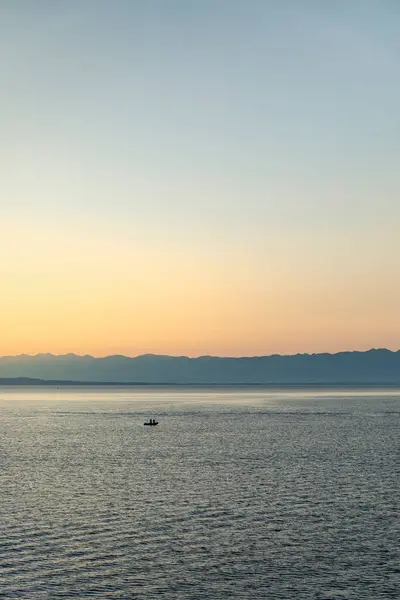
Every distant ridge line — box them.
[0,349,399,384]
[1,348,399,360]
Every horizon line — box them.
[1,378,400,387]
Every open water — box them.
[1,386,399,599]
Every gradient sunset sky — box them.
[1,0,399,357]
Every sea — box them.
[1,386,399,599]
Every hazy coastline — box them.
[1,349,399,385]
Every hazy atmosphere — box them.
[2,0,399,357]
[2,4,400,598]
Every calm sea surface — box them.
[1,386,399,599]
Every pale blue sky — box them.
[1,1,399,355]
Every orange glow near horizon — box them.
[1,221,399,358]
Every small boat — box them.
[144,421,158,426]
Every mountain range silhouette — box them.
[0,349,399,384]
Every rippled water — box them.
[1,386,399,599]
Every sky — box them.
[1,0,399,357]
